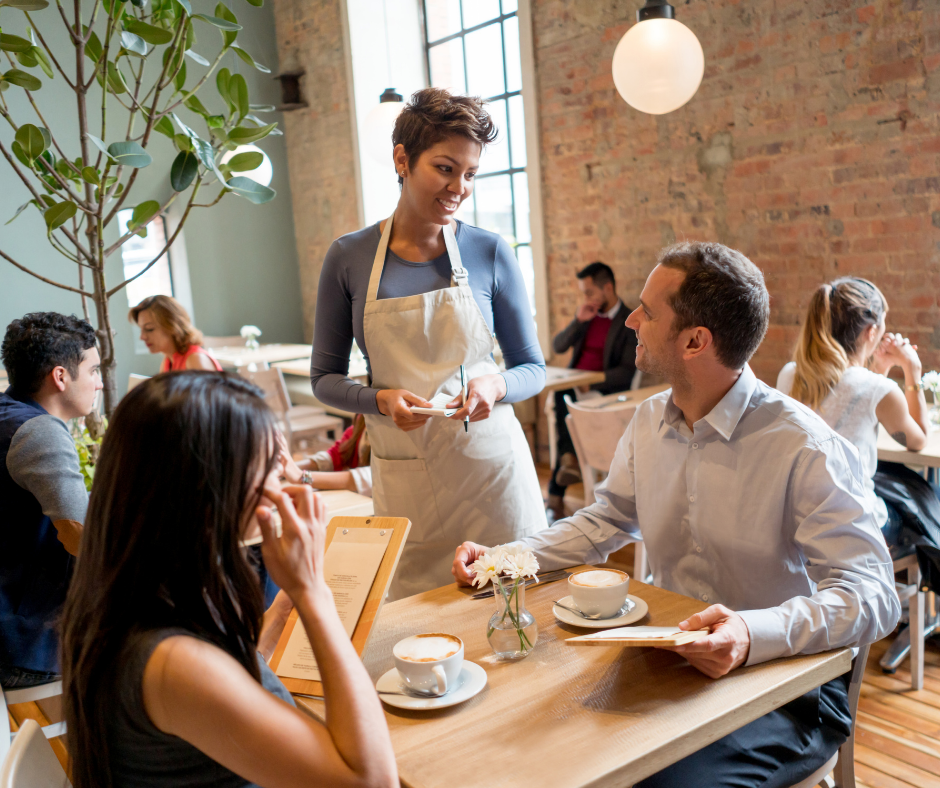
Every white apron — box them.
[362,215,546,600]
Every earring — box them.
[400,171,405,177]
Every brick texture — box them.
[532,0,940,383]
[271,0,360,340]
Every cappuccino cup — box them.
[392,633,464,695]
[568,568,630,619]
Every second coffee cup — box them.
[392,633,464,695]
[568,568,630,618]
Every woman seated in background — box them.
[777,277,932,546]
[281,414,373,496]
[62,373,397,788]
[129,294,223,372]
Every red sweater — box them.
[574,315,611,372]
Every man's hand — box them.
[576,301,600,323]
[53,518,82,556]
[659,604,751,679]
[452,541,489,586]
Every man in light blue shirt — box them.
[453,242,900,787]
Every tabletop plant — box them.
[0,0,279,418]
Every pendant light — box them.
[611,0,704,115]
[363,0,405,165]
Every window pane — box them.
[512,172,530,244]
[425,0,461,42]
[118,210,174,308]
[508,94,526,168]
[429,39,466,94]
[461,0,500,29]
[503,16,521,93]
[501,0,518,14]
[479,99,509,175]
[455,190,476,225]
[515,244,536,316]
[472,174,514,241]
[464,23,504,98]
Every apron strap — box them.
[366,215,468,304]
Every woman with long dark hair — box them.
[61,372,397,788]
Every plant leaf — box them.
[215,2,239,46]
[85,133,113,160]
[173,0,191,13]
[15,48,38,67]
[2,69,41,89]
[84,31,102,64]
[228,122,277,145]
[128,199,160,230]
[106,61,127,94]
[5,200,35,225]
[173,133,192,151]
[120,30,148,55]
[229,72,248,119]
[184,48,209,66]
[81,166,99,184]
[216,67,233,112]
[43,200,77,231]
[31,47,53,78]
[225,150,262,172]
[1,33,33,53]
[230,44,269,73]
[173,60,187,92]
[153,115,176,139]
[191,13,241,31]
[171,113,224,181]
[15,123,47,160]
[249,103,276,112]
[226,176,275,204]
[184,94,210,116]
[123,19,174,46]
[10,140,30,166]
[243,0,263,7]
[170,149,198,191]
[107,141,153,168]
[206,114,225,129]
[0,0,50,10]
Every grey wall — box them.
[0,0,302,392]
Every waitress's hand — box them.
[376,388,433,432]
[447,374,506,423]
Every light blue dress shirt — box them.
[512,365,901,666]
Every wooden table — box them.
[210,343,312,369]
[274,355,369,381]
[296,574,851,788]
[319,488,374,520]
[877,424,940,469]
[577,383,672,410]
[542,367,609,470]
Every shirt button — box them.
[696,546,702,553]
[689,495,695,503]
[702,594,709,602]
[692,443,699,449]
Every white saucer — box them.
[552,594,649,628]
[376,662,487,710]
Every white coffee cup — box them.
[568,568,630,618]
[392,633,464,695]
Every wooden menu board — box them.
[270,515,410,697]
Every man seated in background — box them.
[454,243,899,787]
[1,312,101,688]
[549,262,636,518]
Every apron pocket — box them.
[371,456,445,543]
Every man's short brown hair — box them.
[658,242,769,370]
[392,88,497,183]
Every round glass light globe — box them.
[220,144,273,187]
[364,99,404,166]
[612,18,705,115]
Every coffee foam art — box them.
[393,634,461,663]
[570,569,628,587]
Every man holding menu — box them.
[453,242,900,787]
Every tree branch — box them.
[104,190,180,258]
[159,49,228,117]
[56,0,82,44]
[0,249,93,296]
[24,12,76,88]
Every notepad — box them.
[410,392,459,417]
[566,626,710,647]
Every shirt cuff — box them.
[737,608,787,667]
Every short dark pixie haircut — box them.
[1,312,97,396]
[577,261,615,289]
[392,87,497,185]
[658,243,769,370]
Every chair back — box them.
[238,367,291,416]
[127,373,149,393]
[1,682,65,766]
[564,396,637,474]
[0,719,71,788]
[201,335,243,349]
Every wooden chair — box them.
[564,394,648,582]
[0,719,71,788]
[788,642,871,788]
[237,367,343,452]
[1,682,66,767]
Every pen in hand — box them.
[460,364,469,433]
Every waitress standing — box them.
[311,88,546,599]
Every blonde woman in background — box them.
[129,295,222,372]
[777,277,933,546]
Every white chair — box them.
[0,719,71,788]
[1,682,66,767]
[238,367,343,451]
[564,394,648,582]
[789,642,871,788]
[880,553,926,691]
[127,373,149,393]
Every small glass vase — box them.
[244,336,260,350]
[929,403,940,429]
[487,576,538,660]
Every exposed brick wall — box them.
[532,0,940,384]
[271,0,360,340]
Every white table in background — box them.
[210,343,312,369]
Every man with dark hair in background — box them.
[548,261,636,518]
[1,312,101,688]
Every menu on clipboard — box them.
[276,528,393,681]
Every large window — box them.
[424,0,535,313]
[117,208,175,309]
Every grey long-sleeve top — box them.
[311,220,545,414]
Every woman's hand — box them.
[258,484,329,602]
[873,332,921,377]
[447,374,507,423]
[275,431,303,484]
[376,388,433,432]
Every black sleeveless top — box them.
[107,628,296,787]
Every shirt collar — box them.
[660,365,758,441]
[602,299,622,320]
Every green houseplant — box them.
[0,0,279,417]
